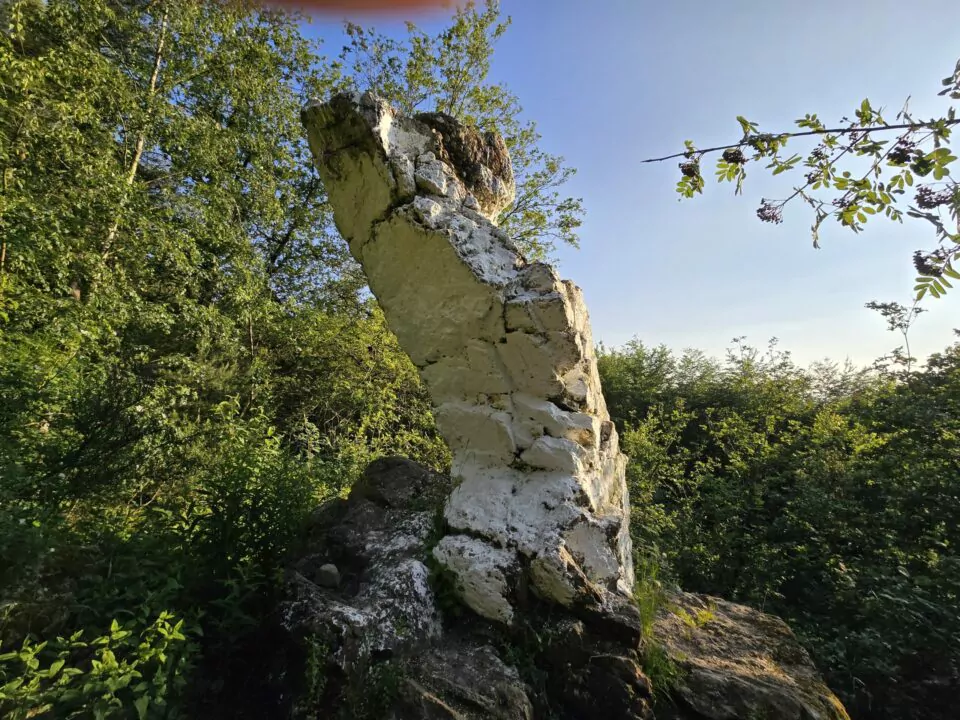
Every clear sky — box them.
[298,0,960,367]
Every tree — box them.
[643,58,960,301]
[331,0,585,261]
[0,1,581,715]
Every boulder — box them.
[276,456,653,719]
[651,592,851,720]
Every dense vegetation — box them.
[0,0,581,716]
[600,334,960,720]
[1,2,957,720]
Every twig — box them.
[640,119,960,164]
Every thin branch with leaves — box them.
[644,58,960,301]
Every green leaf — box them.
[736,116,757,135]
[135,696,150,720]
[1,678,25,693]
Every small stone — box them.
[316,563,340,588]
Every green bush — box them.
[601,337,960,720]
[0,613,194,720]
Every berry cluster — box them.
[756,200,784,224]
[679,160,700,178]
[913,250,943,277]
[888,140,917,165]
[832,195,857,210]
[915,185,954,210]
[722,148,746,165]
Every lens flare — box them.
[260,0,464,16]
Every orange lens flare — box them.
[260,0,463,15]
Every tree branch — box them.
[641,119,960,164]
[102,6,169,260]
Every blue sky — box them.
[298,0,960,366]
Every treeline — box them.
[600,337,960,720]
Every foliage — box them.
[600,334,960,720]
[2,0,579,713]
[645,58,960,300]
[333,0,584,261]
[335,659,403,720]
[633,551,666,640]
[640,641,682,703]
[0,0,598,715]
[0,614,194,720]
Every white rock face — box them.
[432,535,519,624]
[302,93,635,623]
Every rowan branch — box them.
[641,119,960,164]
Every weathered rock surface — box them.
[651,592,851,720]
[394,644,534,720]
[282,457,449,676]
[277,456,653,720]
[271,457,849,720]
[302,92,634,622]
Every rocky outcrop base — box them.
[272,457,848,720]
[302,93,635,618]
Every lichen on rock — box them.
[277,456,654,720]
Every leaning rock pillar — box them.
[302,93,634,623]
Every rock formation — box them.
[276,95,851,720]
[273,456,849,720]
[280,457,648,719]
[653,592,852,720]
[301,93,633,623]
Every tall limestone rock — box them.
[278,94,850,720]
[302,93,634,622]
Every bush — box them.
[601,337,960,720]
[0,613,194,720]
